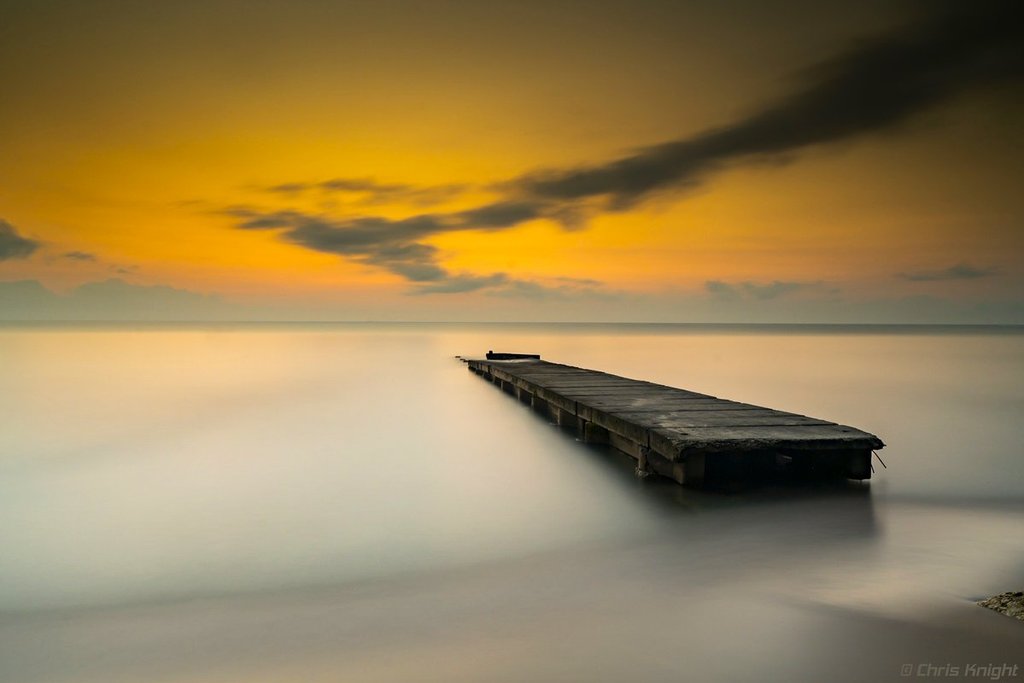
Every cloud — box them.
[706,280,824,301]
[898,263,998,281]
[485,276,611,300]
[413,273,509,294]
[227,202,556,293]
[229,3,1023,294]
[511,1,1024,211]
[456,201,542,229]
[236,212,301,229]
[552,276,603,288]
[0,278,232,321]
[0,219,40,260]
[227,204,616,298]
[705,280,740,301]
[262,177,467,207]
[62,250,97,262]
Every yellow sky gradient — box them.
[1,0,1022,321]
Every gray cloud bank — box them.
[0,279,231,321]
[706,280,829,302]
[2,278,1021,324]
[0,277,613,322]
[0,220,40,260]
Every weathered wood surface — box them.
[465,357,884,485]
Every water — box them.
[1,324,1022,682]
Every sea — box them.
[1,323,1022,682]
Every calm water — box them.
[1,324,1022,682]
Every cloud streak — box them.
[512,1,1024,210]
[262,177,467,207]
[706,280,826,301]
[62,250,97,262]
[231,199,543,283]
[898,263,997,282]
[0,219,40,260]
[227,204,600,297]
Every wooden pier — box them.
[465,355,884,488]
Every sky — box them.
[1,0,1022,322]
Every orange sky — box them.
[1,0,1022,322]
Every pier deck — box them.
[465,356,884,487]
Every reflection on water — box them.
[0,324,1021,682]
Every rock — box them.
[977,591,1024,621]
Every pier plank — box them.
[613,409,833,427]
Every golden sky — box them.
[1,0,1022,321]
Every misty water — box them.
[1,324,1022,682]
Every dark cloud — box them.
[413,273,509,295]
[898,263,997,281]
[237,212,302,230]
[263,177,467,207]
[0,219,40,260]
[706,280,822,301]
[284,214,444,252]
[62,250,97,262]
[513,1,1024,210]
[228,204,610,297]
[457,201,542,229]
[230,199,546,254]
[228,203,557,294]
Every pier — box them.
[465,354,884,488]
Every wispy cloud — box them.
[486,276,613,300]
[0,219,40,260]
[413,273,509,294]
[226,204,601,296]
[898,263,997,282]
[229,201,542,283]
[62,250,97,262]
[706,280,825,301]
[261,177,467,208]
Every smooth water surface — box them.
[1,324,1022,682]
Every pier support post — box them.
[635,446,652,479]
[555,407,574,428]
[684,453,706,487]
[847,449,872,480]
[582,421,609,444]
[531,395,550,416]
